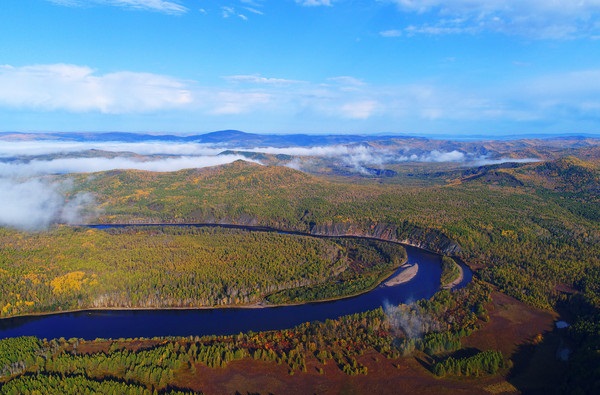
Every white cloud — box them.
[0,141,228,158]
[527,69,600,96]
[208,91,272,115]
[0,64,192,114]
[507,69,600,120]
[249,144,479,174]
[473,157,540,166]
[296,0,333,6]
[389,0,600,15]
[0,155,257,177]
[243,6,264,15]
[0,135,538,232]
[47,0,188,15]
[222,6,235,17]
[380,29,403,37]
[340,101,379,119]
[224,74,303,85]
[0,143,260,230]
[244,145,466,163]
[2,62,600,129]
[0,64,283,117]
[383,0,600,39]
[0,178,64,231]
[327,76,366,87]
[421,150,465,162]
[246,145,361,157]
[221,5,250,20]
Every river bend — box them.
[0,225,471,340]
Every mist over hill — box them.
[0,130,598,231]
[3,130,597,174]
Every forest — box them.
[0,142,598,393]
[66,154,599,314]
[0,281,497,394]
[0,226,406,317]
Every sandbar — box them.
[384,263,419,287]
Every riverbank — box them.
[442,263,464,290]
[0,224,468,326]
[0,243,452,340]
[1,258,410,322]
[383,264,419,287]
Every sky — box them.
[1,0,600,136]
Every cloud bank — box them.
[0,64,192,114]
[0,136,540,231]
[0,140,226,158]
[0,154,255,178]
[2,63,600,132]
[0,142,257,231]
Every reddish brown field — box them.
[169,291,557,395]
[174,350,504,395]
[462,291,557,356]
[72,291,557,394]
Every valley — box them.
[0,132,598,394]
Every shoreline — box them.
[442,263,464,290]
[1,259,410,322]
[1,223,469,323]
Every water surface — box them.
[0,227,471,340]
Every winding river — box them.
[0,225,471,340]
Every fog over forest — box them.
[0,135,538,231]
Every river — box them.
[0,225,471,340]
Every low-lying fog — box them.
[0,138,537,231]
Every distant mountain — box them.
[0,131,185,143]
[0,130,378,147]
[190,130,379,147]
[1,131,598,163]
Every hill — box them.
[68,157,599,305]
[1,135,598,393]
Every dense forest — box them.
[67,154,599,313]
[0,227,406,318]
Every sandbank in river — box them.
[383,263,419,286]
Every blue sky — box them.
[1,0,600,135]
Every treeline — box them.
[440,256,461,287]
[1,226,375,317]
[0,308,395,392]
[0,337,42,378]
[266,238,406,303]
[433,350,505,377]
[392,281,492,357]
[0,283,500,393]
[386,281,506,378]
[69,160,599,312]
[32,154,600,391]
[1,375,195,395]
